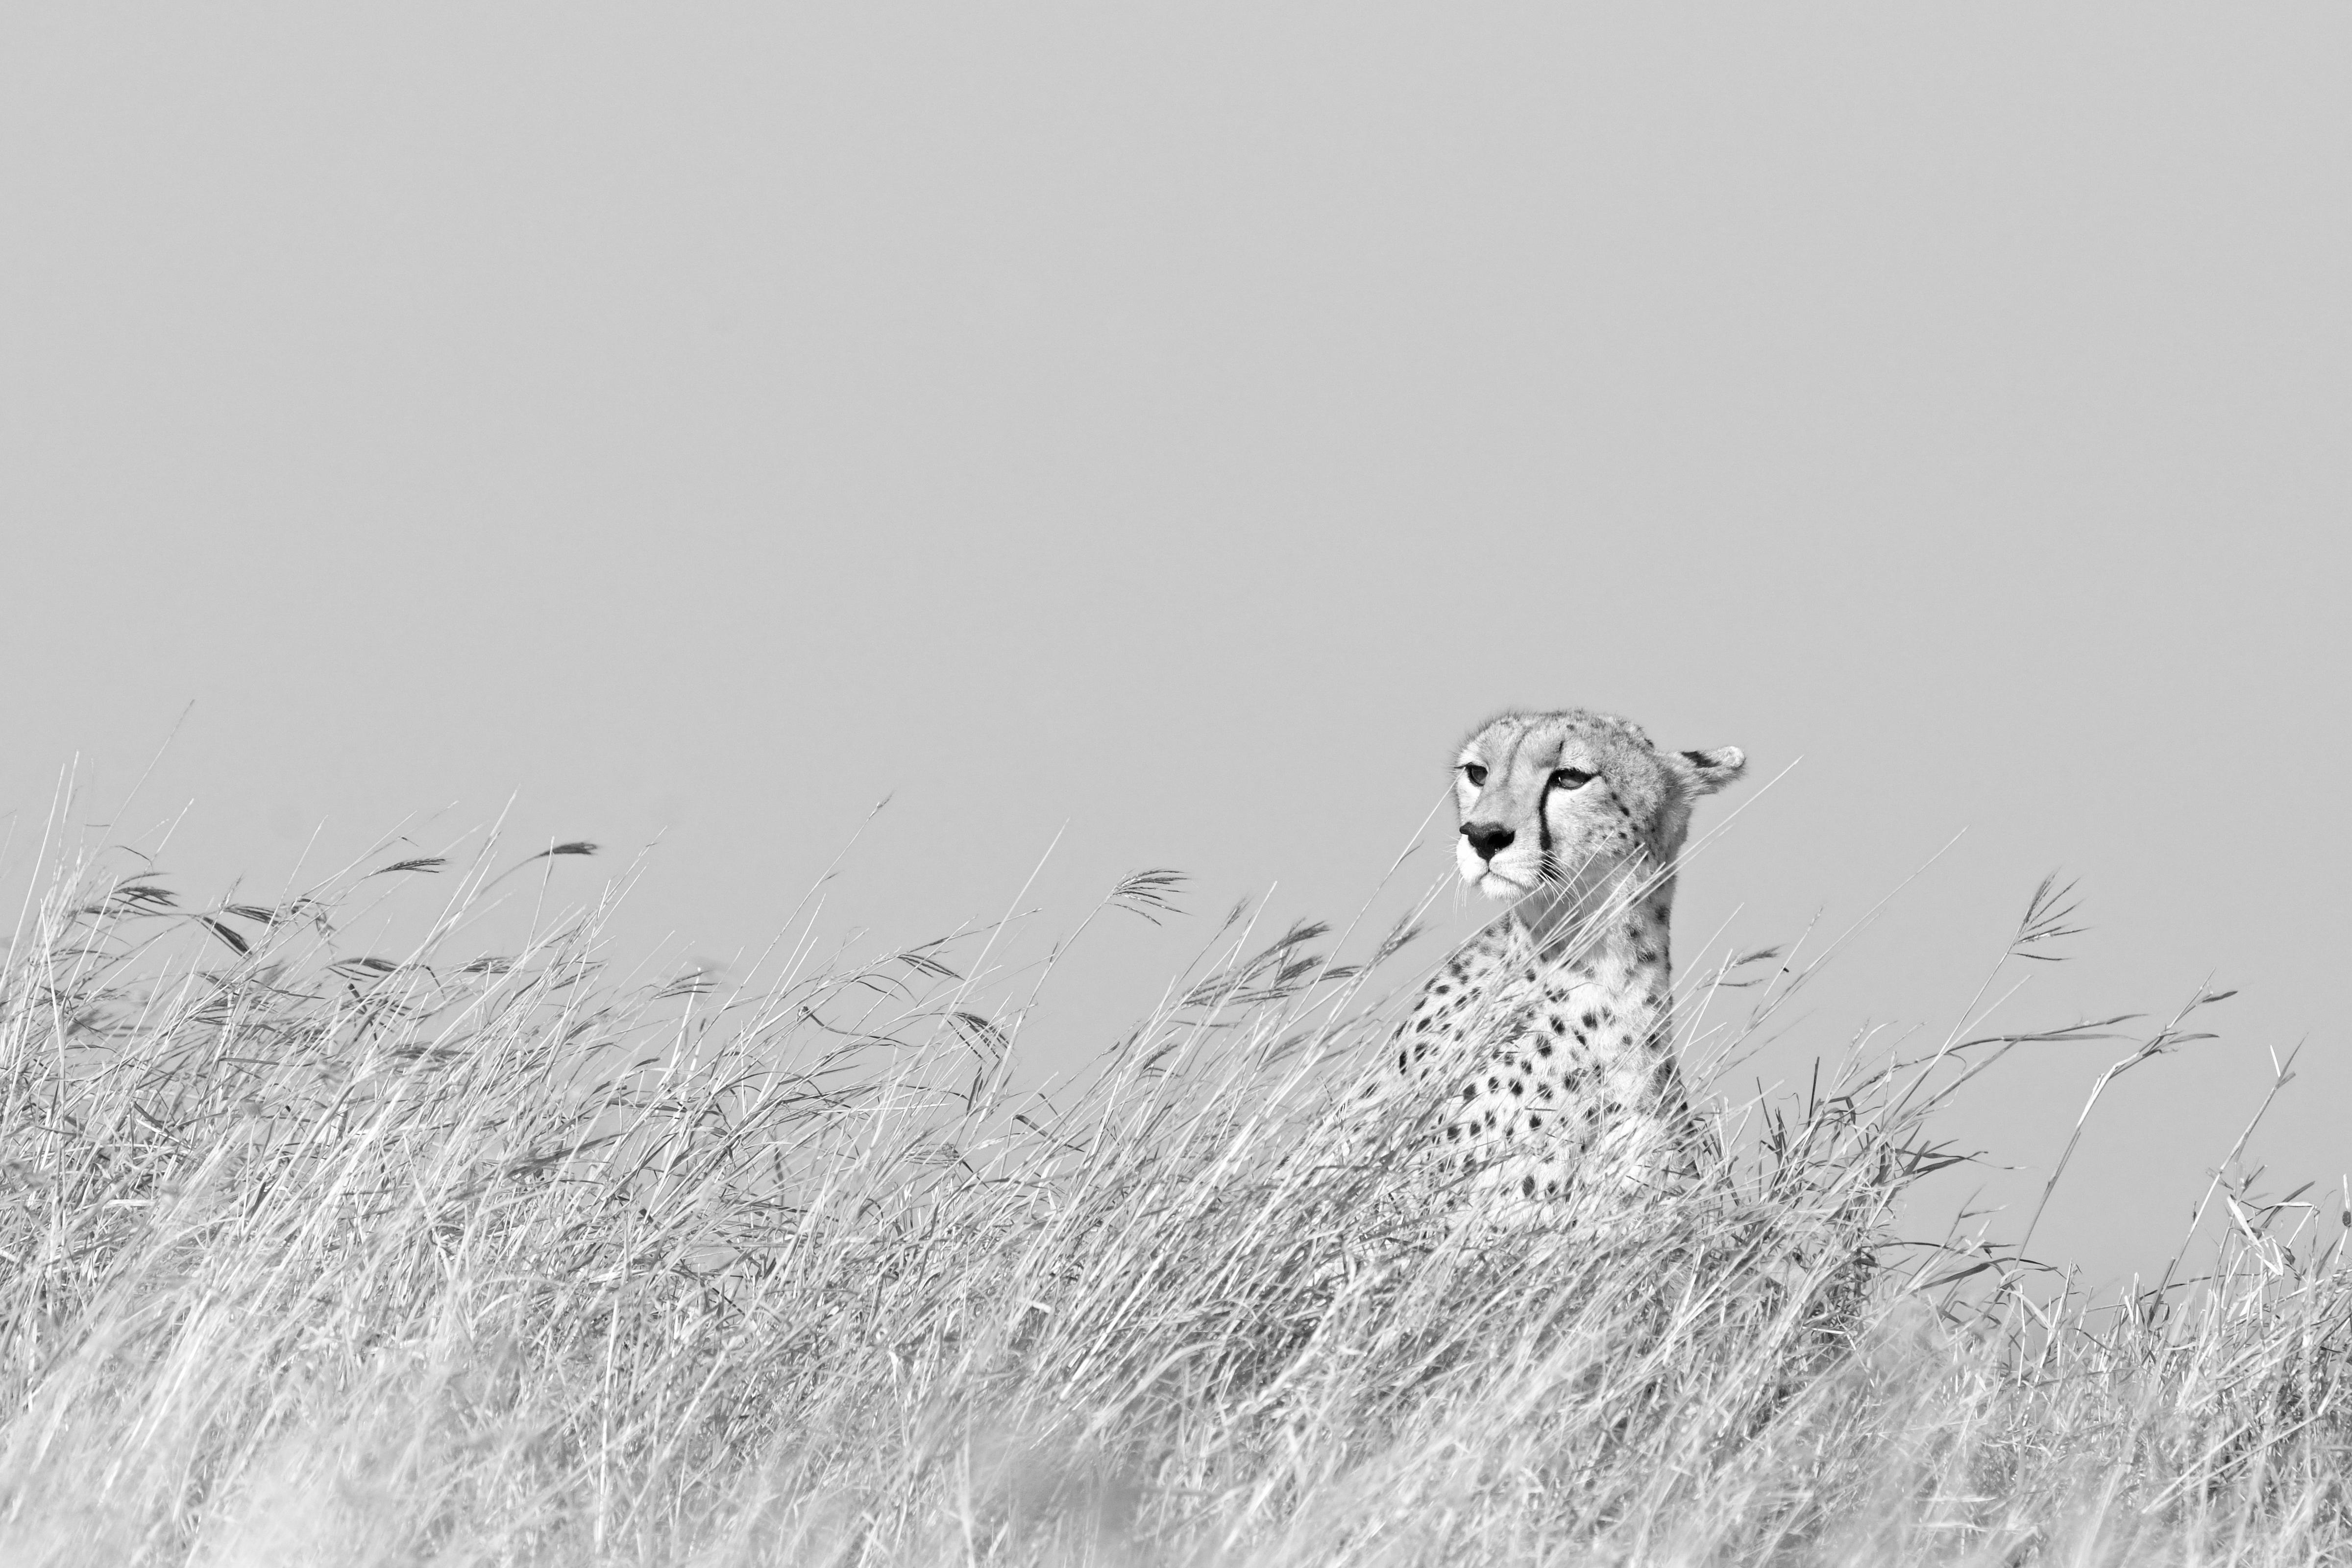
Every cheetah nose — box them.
[1461,822,1516,861]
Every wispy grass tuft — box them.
[0,833,2347,1565]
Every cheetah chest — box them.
[1392,940,1691,1206]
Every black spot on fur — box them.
[1521,1176,1537,1198]
[1509,1079,1525,1097]
[1581,1011,1598,1030]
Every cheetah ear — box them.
[1670,746,1747,796]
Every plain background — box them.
[3,7,2345,1290]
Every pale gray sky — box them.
[4,7,2346,1287]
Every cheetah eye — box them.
[1549,767,1594,789]
[1461,763,1488,786]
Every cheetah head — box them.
[1451,709,1745,907]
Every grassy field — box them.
[0,832,2345,1566]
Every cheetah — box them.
[1389,708,1746,1223]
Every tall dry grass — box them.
[0,828,2345,1566]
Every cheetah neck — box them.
[1509,866,1678,1055]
